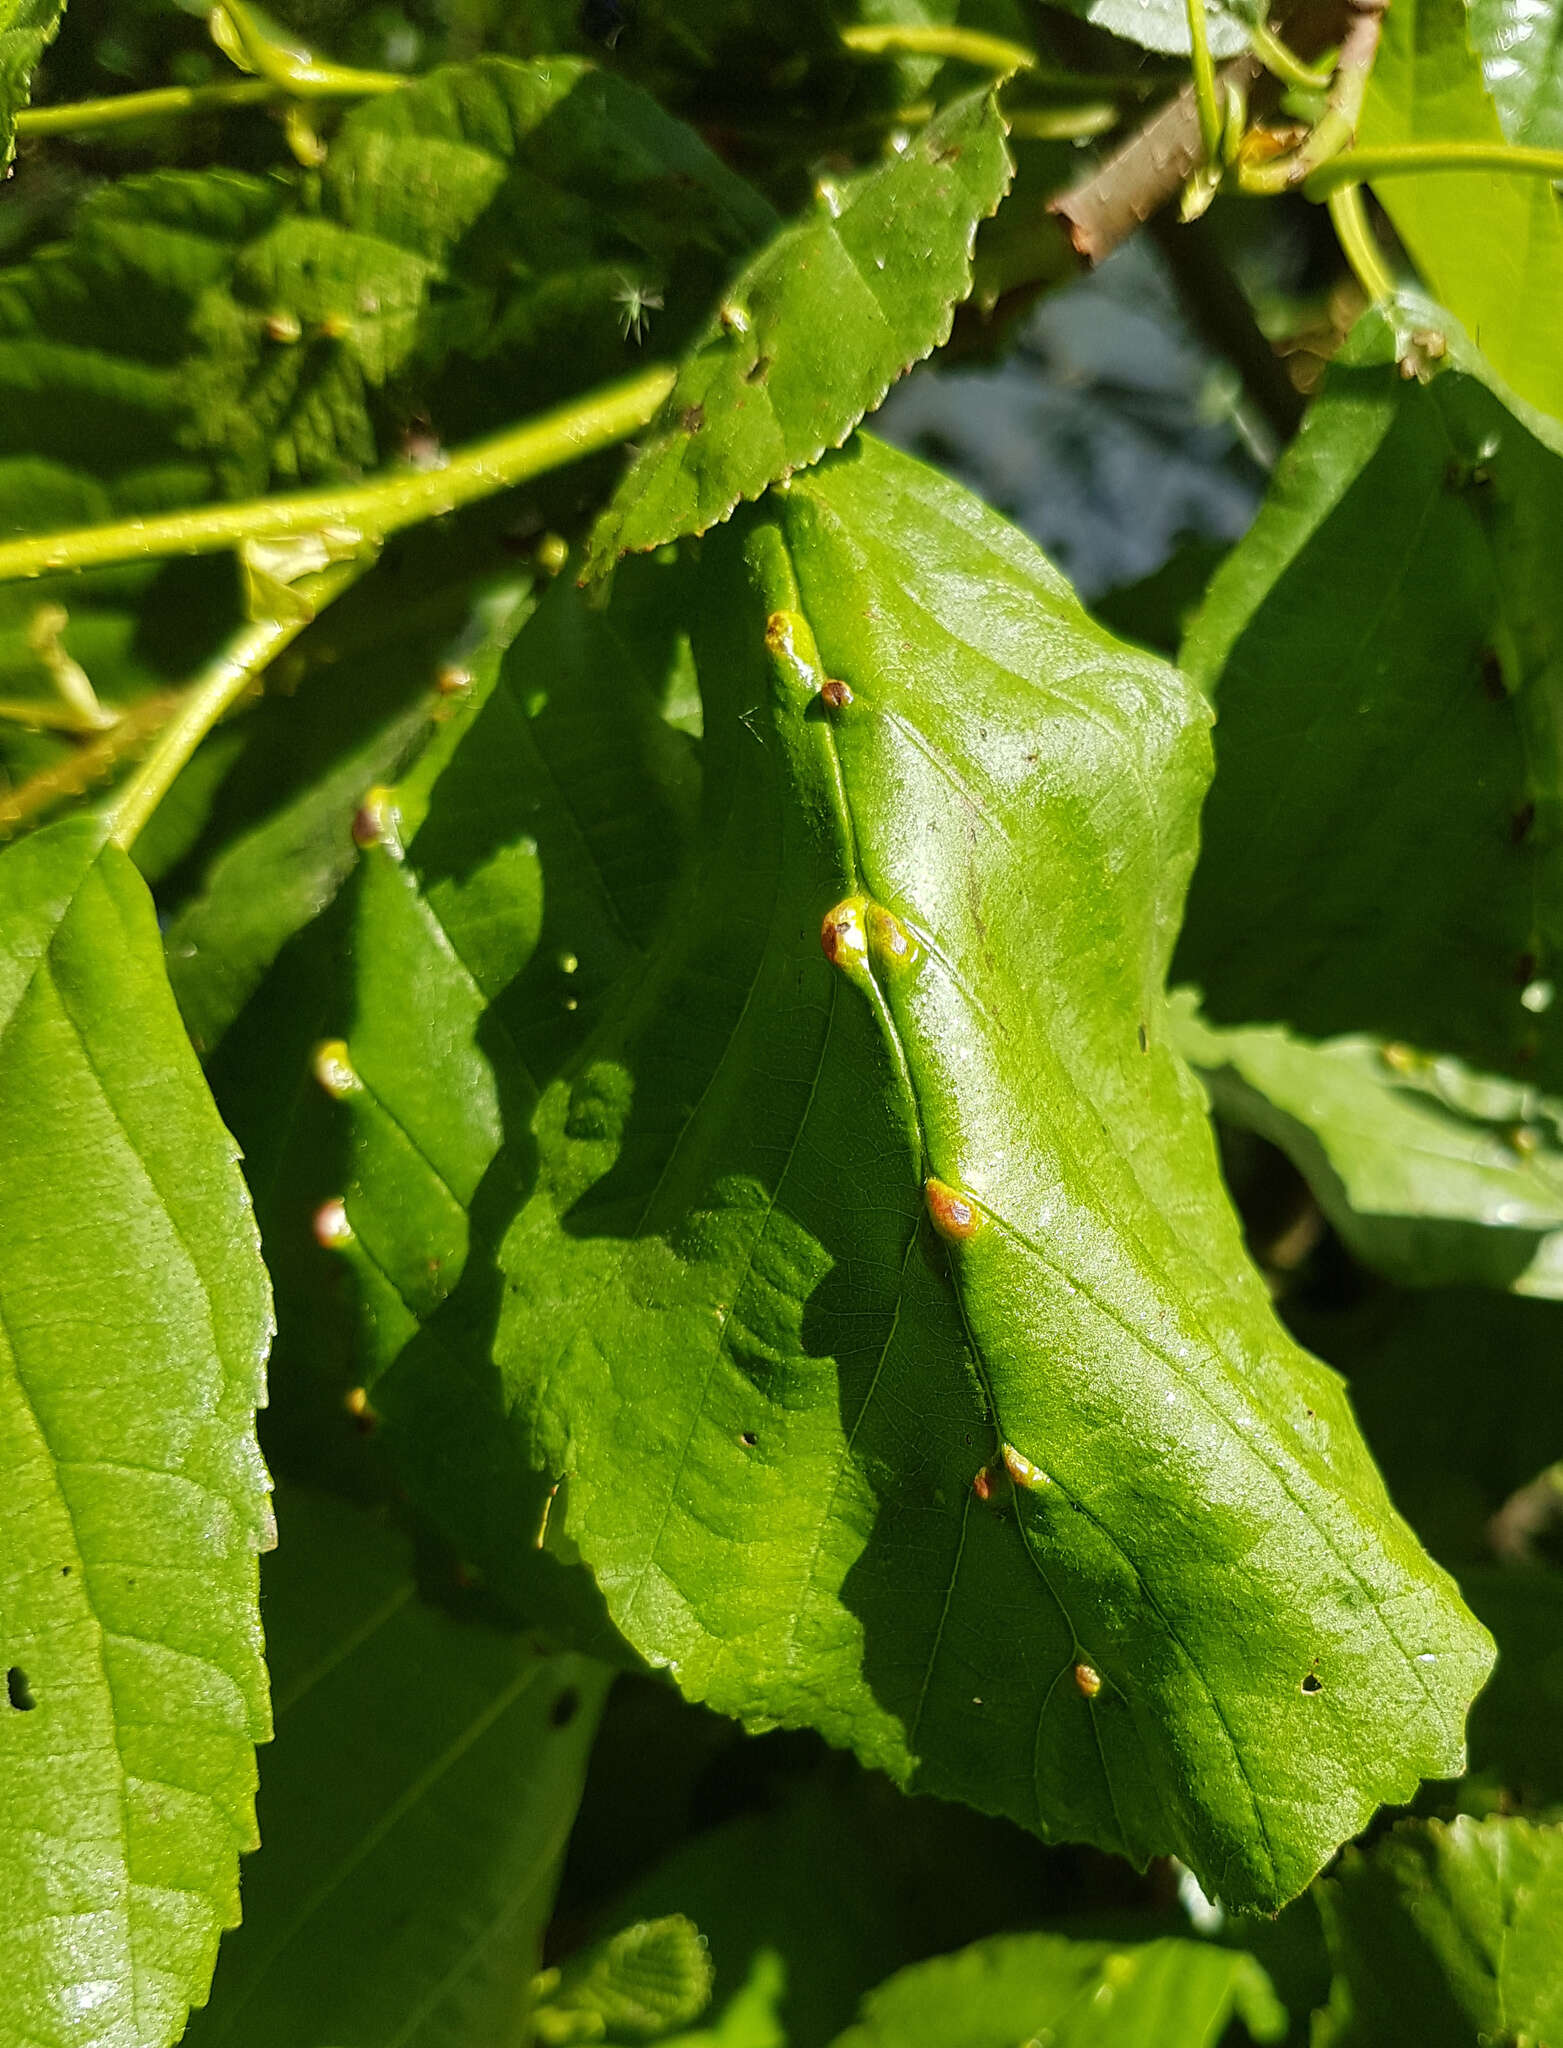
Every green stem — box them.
[210,0,405,95]
[0,366,676,585]
[1306,138,1563,195]
[1327,183,1395,301]
[838,19,1166,95]
[1007,103,1119,140]
[16,79,275,135]
[106,556,366,850]
[1185,0,1223,161]
[839,22,1039,74]
[1250,21,1335,92]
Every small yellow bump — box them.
[435,662,472,697]
[536,533,568,576]
[263,310,302,344]
[867,903,919,975]
[1073,1660,1102,1699]
[926,1176,980,1242]
[353,785,402,853]
[1380,1041,1419,1075]
[1002,1443,1050,1490]
[1509,1123,1541,1156]
[311,1038,359,1099]
[765,609,825,698]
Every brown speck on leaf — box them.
[821,676,853,710]
[972,1466,995,1502]
[681,405,705,434]
[1137,1023,1149,1053]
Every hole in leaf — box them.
[550,1687,581,1728]
[741,1431,758,1446]
[7,1666,36,1711]
[745,355,772,385]
[1137,1023,1148,1053]
[1301,1672,1323,1694]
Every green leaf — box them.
[186,1486,610,2047]
[535,1915,715,2044]
[1171,993,1563,1296]
[584,90,1011,574]
[158,544,533,1058]
[1359,0,1563,423]
[1047,0,1258,58]
[1469,0,1563,147]
[0,0,65,167]
[0,53,768,816]
[827,1933,1284,2048]
[1315,1815,1563,2045]
[497,435,1491,1912]
[1287,1286,1563,1574]
[1177,294,1563,1090]
[0,812,272,2048]
[300,552,696,1623]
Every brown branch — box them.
[1049,0,1371,264]
[1049,53,1263,264]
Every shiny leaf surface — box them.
[1173,993,1563,1296]
[586,91,1011,573]
[1315,1815,1563,2045]
[497,436,1491,1912]
[1360,0,1563,422]
[1177,294,1563,1089]
[828,1933,1284,2048]
[0,814,272,2048]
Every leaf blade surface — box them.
[499,437,1493,1910]
[0,814,273,2048]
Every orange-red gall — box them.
[926,1176,979,1242]
[821,676,854,710]
[972,1466,995,1502]
[820,900,868,970]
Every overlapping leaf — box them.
[1050,0,1257,58]
[0,0,64,166]
[186,1487,610,2048]
[828,1933,1284,2048]
[490,436,1490,1911]
[0,814,273,2048]
[1315,1816,1563,2045]
[585,89,1011,572]
[1177,294,1563,1090]
[1359,0,1563,422]
[306,552,696,1624]
[1173,993,1563,1295]
[0,54,770,816]
[1470,0,1563,146]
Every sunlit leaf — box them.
[0,813,272,2048]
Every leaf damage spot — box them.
[1301,1671,1323,1694]
[820,898,869,972]
[550,1687,581,1728]
[6,1666,36,1712]
[1073,1661,1102,1699]
[1002,1443,1050,1490]
[820,676,853,710]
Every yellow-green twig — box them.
[0,366,676,585]
[1327,184,1395,300]
[1306,138,1563,196]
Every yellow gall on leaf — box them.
[1074,1661,1102,1698]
